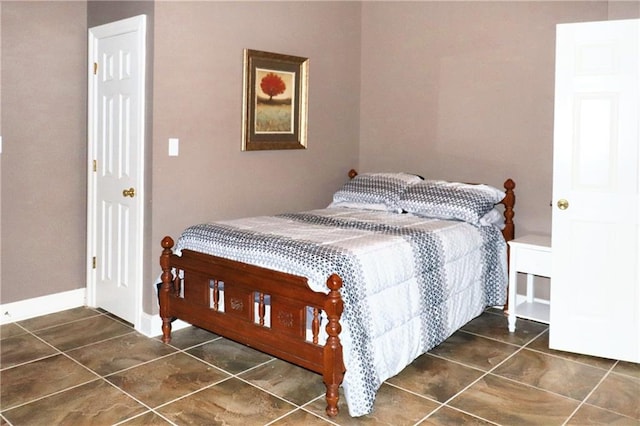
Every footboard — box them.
[159,236,346,416]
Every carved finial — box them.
[504,178,515,191]
[327,274,343,291]
[161,236,174,250]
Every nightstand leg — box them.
[526,274,534,304]
[508,269,517,332]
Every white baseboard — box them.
[0,289,192,337]
[137,311,191,337]
[0,289,86,325]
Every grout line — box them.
[1,320,32,337]
[58,330,137,353]
[438,342,527,404]
[111,410,177,426]
[0,412,16,426]
[0,352,60,371]
[522,330,618,372]
[15,309,104,333]
[424,351,492,374]
[101,349,184,378]
[181,348,332,423]
[413,405,503,426]
[560,360,620,426]
[232,372,313,410]
[149,375,232,411]
[1,377,104,413]
[3,309,635,425]
[161,335,222,352]
[264,406,336,426]
[459,326,547,350]
[100,376,179,425]
[0,326,65,371]
[523,344,618,372]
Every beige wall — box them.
[359,1,611,236]
[0,4,3,296]
[1,1,87,303]
[608,0,640,19]
[1,1,638,313]
[149,0,362,312]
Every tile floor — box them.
[1,307,638,425]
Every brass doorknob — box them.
[557,199,569,210]
[122,187,136,198]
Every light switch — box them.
[168,138,179,156]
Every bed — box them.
[158,170,515,417]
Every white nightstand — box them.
[507,234,552,332]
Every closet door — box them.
[550,19,639,363]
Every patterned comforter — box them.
[174,207,507,416]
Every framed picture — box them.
[242,49,309,151]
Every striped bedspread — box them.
[174,207,507,416]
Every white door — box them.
[87,15,146,327]
[550,19,639,363]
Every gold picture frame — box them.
[242,49,309,151]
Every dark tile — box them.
[187,337,273,374]
[3,306,636,426]
[305,383,440,425]
[67,332,176,375]
[567,403,640,425]
[119,410,173,425]
[587,372,640,420]
[17,307,101,331]
[387,353,484,402]
[102,311,134,328]
[0,323,27,340]
[0,354,97,410]
[157,325,219,349]
[419,405,495,425]
[449,374,579,425]
[157,377,296,425]
[462,311,548,346]
[428,331,519,371]
[527,331,617,370]
[34,315,133,351]
[613,361,640,380]
[0,333,58,369]
[484,307,507,316]
[240,358,325,406]
[493,348,607,400]
[270,409,334,425]
[3,379,146,425]
[106,352,229,408]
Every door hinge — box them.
[93,159,97,172]
[92,256,97,269]
[93,62,98,75]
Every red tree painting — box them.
[260,72,286,102]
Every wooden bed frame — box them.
[159,171,515,417]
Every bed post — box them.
[502,179,516,242]
[501,179,516,314]
[323,274,346,417]
[160,236,175,344]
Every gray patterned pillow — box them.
[398,180,505,224]
[329,172,423,213]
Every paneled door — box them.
[550,19,639,362]
[87,15,146,328]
